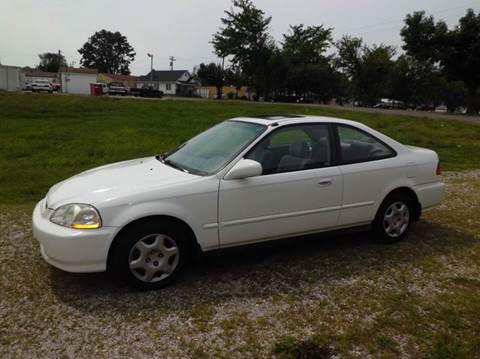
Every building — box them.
[0,65,24,91]
[97,73,137,88]
[137,70,198,96]
[60,67,98,95]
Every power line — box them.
[353,8,474,37]
[341,0,478,33]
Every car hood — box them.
[46,157,198,208]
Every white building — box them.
[137,70,198,96]
[0,65,24,91]
[60,67,98,95]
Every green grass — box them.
[0,92,479,205]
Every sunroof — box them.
[250,114,305,121]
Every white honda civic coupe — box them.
[33,115,444,289]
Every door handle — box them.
[318,179,332,186]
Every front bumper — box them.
[32,199,117,273]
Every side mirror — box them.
[224,159,262,180]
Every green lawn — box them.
[0,92,479,205]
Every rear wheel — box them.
[110,220,190,290]
[373,194,413,243]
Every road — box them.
[310,103,480,123]
[165,96,480,124]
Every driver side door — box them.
[218,123,343,247]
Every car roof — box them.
[230,114,406,153]
[230,115,362,127]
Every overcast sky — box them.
[1,0,479,75]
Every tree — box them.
[335,37,395,106]
[264,50,289,97]
[443,80,467,112]
[212,0,273,96]
[195,63,224,99]
[279,24,341,102]
[334,35,364,102]
[335,35,363,81]
[37,52,67,73]
[78,30,135,74]
[357,45,396,106]
[390,55,414,103]
[282,25,332,65]
[389,55,466,111]
[401,9,480,114]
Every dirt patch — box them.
[1,171,479,358]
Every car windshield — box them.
[163,120,266,175]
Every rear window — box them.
[337,125,395,163]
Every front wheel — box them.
[373,194,413,243]
[110,221,190,290]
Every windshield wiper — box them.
[162,158,190,174]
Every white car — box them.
[31,79,54,93]
[32,115,444,290]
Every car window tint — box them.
[270,129,310,145]
[337,125,394,163]
[246,124,331,175]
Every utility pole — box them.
[220,55,225,100]
[169,56,176,71]
[147,53,154,82]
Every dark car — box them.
[130,87,164,98]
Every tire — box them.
[373,193,414,243]
[109,220,191,290]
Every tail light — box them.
[436,162,441,176]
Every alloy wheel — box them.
[383,201,410,238]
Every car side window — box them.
[337,125,395,163]
[246,124,331,175]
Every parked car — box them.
[296,97,316,104]
[31,79,53,93]
[130,87,164,98]
[374,99,406,109]
[23,82,33,91]
[32,115,444,290]
[51,82,61,92]
[435,105,448,113]
[108,82,128,96]
[415,104,435,112]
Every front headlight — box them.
[50,203,102,229]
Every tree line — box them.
[195,0,479,114]
[32,0,479,114]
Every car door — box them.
[218,123,343,247]
[335,124,400,226]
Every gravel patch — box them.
[1,171,479,358]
